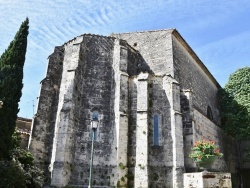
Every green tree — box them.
[0,148,45,188]
[0,18,29,159]
[0,18,45,187]
[0,159,26,188]
[224,67,250,113]
[219,67,250,139]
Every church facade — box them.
[28,29,237,187]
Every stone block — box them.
[184,172,232,188]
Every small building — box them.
[16,117,32,149]
[29,29,239,187]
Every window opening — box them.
[207,106,213,121]
[154,114,159,146]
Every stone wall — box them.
[172,35,220,124]
[168,32,236,187]
[127,77,137,187]
[239,140,250,187]
[148,76,173,188]
[115,30,186,187]
[113,29,174,76]
[50,35,84,186]
[239,140,250,169]
[171,32,238,182]
[184,172,232,188]
[29,29,246,187]
[190,109,237,173]
[28,45,64,176]
[63,35,116,187]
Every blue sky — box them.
[0,0,250,118]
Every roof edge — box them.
[112,28,175,36]
[17,117,32,122]
[172,29,221,89]
[63,33,116,47]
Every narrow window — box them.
[207,106,213,121]
[154,114,159,146]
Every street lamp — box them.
[88,116,99,188]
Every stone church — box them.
[28,29,238,187]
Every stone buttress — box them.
[112,39,129,187]
[28,29,239,188]
[28,46,64,175]
[134,73,149,187]
[49,36,84,186]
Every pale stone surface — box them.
[191,109,236,172]
[184,172,232,188]
[113,40,129,186]
[135,73,149,188]
[163,75,185,187]
[114,30,174,76]
[28,29,240,187]
[50,37,83,186]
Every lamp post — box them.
[88,116,99,188]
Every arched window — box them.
[154,114,159,146]
[207,106,213,121]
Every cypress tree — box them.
[0,18,29,159]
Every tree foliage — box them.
[219,67,250,140]
[0,18,44,187]
[0,148,45,188]
[224,67,250,113]
[0,18,29,159]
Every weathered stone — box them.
[28,29,239,187]
[184,172,232,188]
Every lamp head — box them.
[91,116,99,129]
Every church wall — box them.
[50,36,84,186]
[29,29,242,187]
[134,73,149,187]
[172,36,220,124]
[240,140,250,169]
[115,30,186,187]
[127,77,137,187]
[66,35,117,187]
[126,47,141,187]
[28,46,64,175]
[191,109,237,173]
[147,76,173,188]
[172,35,218,169]
[113,30,174,76]
[172,35,238,176]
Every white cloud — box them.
[1,0,250,117]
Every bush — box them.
[0,159,26,188]
[0,148,45,188]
